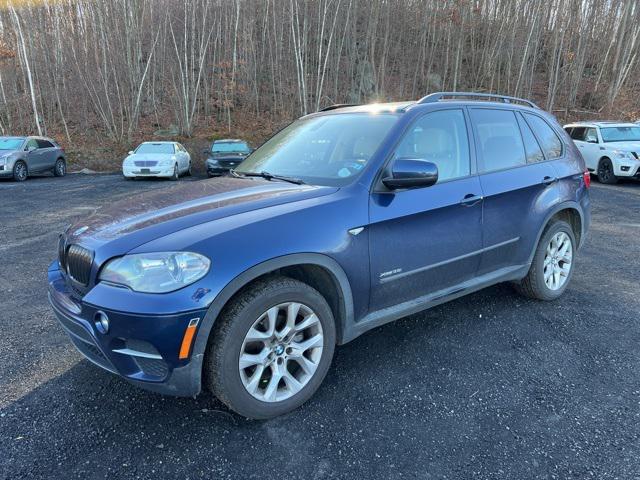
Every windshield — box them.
[235,113,399,186]
[212,142,251,153]
[0,138,24,150]
[135,143,175,154]
[600,126,640,143]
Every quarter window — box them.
[516,113,544,163]
[470,108,526,172]
[393,109,470,182]
[523,113,563,158]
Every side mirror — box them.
[128,151,134,155]
[585,136,598,144]
[382,158,438,190]
[27,145,37,152]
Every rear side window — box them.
[516,113,544,163]
[567,127,586,141]
[470,108,526,172]
[393,109,470,182]
[523,113,563,159]
[37,139,54,148]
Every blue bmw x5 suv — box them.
[49,92,591,419]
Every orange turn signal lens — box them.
[179,318,200,359]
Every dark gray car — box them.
[0,136,67,181]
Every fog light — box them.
[94,311,110,334]
[621,166,630,172]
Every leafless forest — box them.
[0,0,639,167]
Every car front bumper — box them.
[48,263,207,396]
[123,165,175,178]
[613,159,640,177]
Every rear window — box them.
[470,108,526,172]
[136,143,175,154]
[212,142,251,153]
[523,113,563,158]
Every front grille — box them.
[58,235,67,272]
[65,244,94,286]
[134,160,158,167]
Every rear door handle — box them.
[460,193,483,207]
[542,176,558,186]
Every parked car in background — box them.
[123,141,191,180]
[0,136,66,181]
[50,92,590,419]
[564,121,640,184]
[204,139,252,176]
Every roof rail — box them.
[318,103,359,112]
[417,92,539,109]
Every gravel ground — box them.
[0,173,639,480]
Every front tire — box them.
[597,158,617,184]
[170,164,178,181]
[13,161,28,182]
[515,220,576,301]
[205,276,336,419]
[53,158,66,177]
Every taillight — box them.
[583,171,591,188]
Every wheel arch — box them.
[192,253,354,371]
[527,202,584,266]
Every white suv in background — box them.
[564,122,640,184]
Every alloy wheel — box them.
[238,302,324,403]
[56,160,66,176]
[598,161,612,182]
[14,162,27,181]
[543,231,572,291]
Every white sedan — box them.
[123,141,191,180]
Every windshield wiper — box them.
[232,170,306,185]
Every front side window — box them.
[235,113,399,186]
[25,139,38,151]
[136,143,175,154]
[392,109,470,182]
[523,113,563,158]
[470,108,526,172]
[584,128,598,143]
[600,126,640,143]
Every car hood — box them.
[604,141,640,153]
[65,177,337,251]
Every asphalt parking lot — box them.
[1,173,639,479]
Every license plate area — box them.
[140,168,150,174]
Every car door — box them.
[24,139,44,172]
[470,107,558,275]
[178,144,190,172]
[368,108,483,311]
[37,139,56,169]
[579,127,601,171]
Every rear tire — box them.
[515,220,576,301]
[13,161,27,182]
[205,276,336,419]
[597,158,617,184]
[53,158,66,177]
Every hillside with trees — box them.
[0,0,639,170]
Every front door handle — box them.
[460,193,483,207]
[542,176,558,186]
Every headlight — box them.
[99,252,210,293]
[612,150,634,159]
